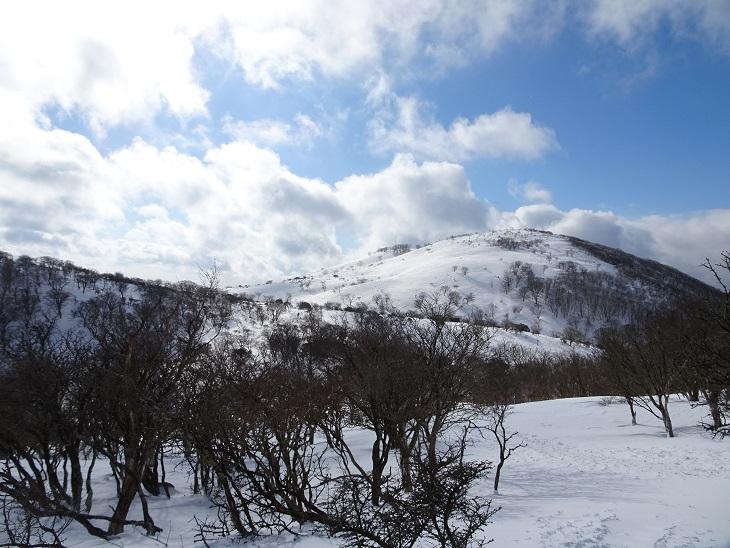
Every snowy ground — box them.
[60,396,730,548]
[487,397,730,547]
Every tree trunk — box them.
[192,460,200,494]
[142,464,160,496]
[397,436,412,492]
[84,450,96,513]
[202,463,211,496]
[68,444,83,511]
[220,472,248,537]
[371,438,386,506]
[493,460,504,494]
[707,389,724,430]
[159,451,171,498]
[426,428,438,469]
[371,467,382,506]
[136,483,160,535]
[662,408,675,438]
[626,396,637,425]
[399,452,412,492]
[108,468,139,535]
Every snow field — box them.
[63,396,730,547]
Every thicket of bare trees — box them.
[596,252,730,437]
[597,311,688,437]
[497,250,730,438]
[688,253,730,435]
[0,258,502,546]
[1,249,729,546]
[0,254,234,543]
[178,289,500,546]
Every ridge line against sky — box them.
[0,0,728,284]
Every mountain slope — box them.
[235,229,714,339]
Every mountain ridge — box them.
[234,228,716,339]
[1,228,716,345]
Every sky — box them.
[0,1,729,285]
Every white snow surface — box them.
[62,396,730,548]
[232,229,618,338]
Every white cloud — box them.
[0,1,567,133]
[508,181,553,204]
[503,204,730,283]
[0,92,123,242]
[0,99,728,286]
[0,94,494,282]
[584,0,730,53]
[370,96,558,161]
[336,154,496,252]
[0,1,726,139]
[223,113,325,147]
[208,1,561,88]
[0,97,343,280]
[0,1,729,287]
[0,3,210,134]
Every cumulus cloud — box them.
[2,96,727,287]
[336,154,496,251]
[1,95,728,285]
[0,3,210,134]
[502,204,730,283]
[0,1,725,138]
[0,92,123,241]
[0,1,727,137]
[0,100,495,282]
[369,96,558,161]
[0,1,564,132]
[208,1,561,88]
[0,98,344,281]
[0,1,729,287]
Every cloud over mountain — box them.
[0,1,728,284]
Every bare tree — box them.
[326,311,425,503]
[598,311,689,437]
[485,404,525,494]
[77,278,231,535]
[688,252,730,434]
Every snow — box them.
[232,229,616,339]
[59,396,730,547]
[486,397,730,547]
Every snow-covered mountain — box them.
[233,228,712,340]
[0,228,712,355]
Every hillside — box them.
[234,229,714,340]
[0,229,714,357]
[0,247,581,359]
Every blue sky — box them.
[1,1,729,282]
[72,9,730,217]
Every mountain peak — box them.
[235,229,712,340]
